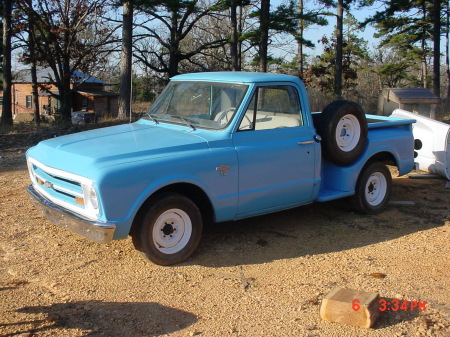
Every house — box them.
[0,68,118,120]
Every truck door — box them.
[233,85,318,216]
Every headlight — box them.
[82,185,99,211]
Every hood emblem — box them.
[44,181,54,189]
[216,165,231,176]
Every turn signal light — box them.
[75,197,85,206]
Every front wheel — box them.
[132,193,203,265]
[351,162,392,214]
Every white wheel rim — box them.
[335,114,361,152]
[365,172,387,206]
[153,209,192,255]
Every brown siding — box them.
[1,82,117,118]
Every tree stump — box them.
[320,287,381,328]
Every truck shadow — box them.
[2,300,197,337]
[195,176,449,267]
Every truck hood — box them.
[27,123,209,175]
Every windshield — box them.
[146,81,249,130]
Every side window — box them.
[81,97,88,111]
[26,95,32,109]
[239,85,303,131]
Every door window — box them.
[239,86,303,131]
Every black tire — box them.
[351,162,392,214]
[132,193,203,266]
[314,100,368,166]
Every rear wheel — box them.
[351,162,392,214]
[132,193,203,265]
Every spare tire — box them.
[314,100,368,166]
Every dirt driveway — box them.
[1,129,449,337]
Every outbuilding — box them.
[377,88,440,119]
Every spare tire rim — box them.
[336,114,361,152]
[153,209,192,254]
[365,172,387,206]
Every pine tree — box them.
[305,13,370,97]
[364,0,443,89]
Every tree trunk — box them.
[230,0,240,71]
[1,0,13,126]
[447,0,450,98]
[30,62,40,126]
[432,0,441,98]
[59,64,73,123]
[168,11,180,78]
[118,1,133,119]
[298,0,304,78]
[421,37,427,88]
[59,90,72,123]
[29,20,41,126]
[259,0,270,72]
[334,0,344,98]
[238,4,243,69]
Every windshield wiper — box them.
[144,114,159,125]
[173,116,196,131]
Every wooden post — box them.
[320,287,381,328]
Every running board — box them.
[317,189,354,202]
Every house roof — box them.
[78,89,118,97]
[381,88,439,105]
[13,67,104,84]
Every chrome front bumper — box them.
[27,185,116,243]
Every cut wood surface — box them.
[320,287,381,328]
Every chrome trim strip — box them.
[34,171,84,198]
[27,185,115,244]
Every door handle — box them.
[298,140,314,145]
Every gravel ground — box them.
[0,127,449,337]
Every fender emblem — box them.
[216,165,231,176]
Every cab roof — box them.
[171,71,302,85]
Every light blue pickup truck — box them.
[27,72,416,265]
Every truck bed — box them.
[315,113,415,202]
[365,114,416,129]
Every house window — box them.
[26,95,32,108]
[81,97,88,111]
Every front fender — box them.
[96,148,239,239]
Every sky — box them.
[270,0,382,60]
[271,0,448,61]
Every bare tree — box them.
[133,0,228,78]
[28,19,40,126]
[118,1,133,119]
[16,0,117,123]
[1,0,13,126]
